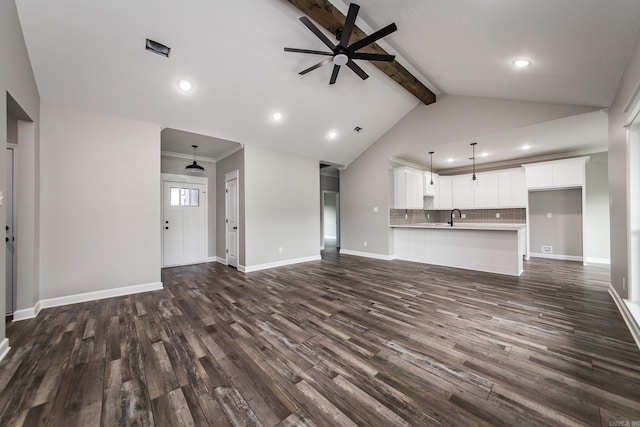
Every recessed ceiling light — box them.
[178,80,192,92]
[447,158,454,163]
[480,151,489,157]
[327,130,338,140]
[272,112,283,121]
[522,144,531,150]
[513,58,531,68]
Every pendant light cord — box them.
[471,142,477,181]
[428,151,434,185]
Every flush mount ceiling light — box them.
[481,151,489,157]
[428,151,435,186]
[185,145,205,172]
[272,111,283,121]
[178,80,192,92]
[447,158,454,163]
[522,144,531,150]
[512,58,531,68]
[327,130,338,140]
[470,142,477,180]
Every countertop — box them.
[390,222,526,231]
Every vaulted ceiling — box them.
[15,0,640,166]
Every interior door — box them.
[163,181,206,267]
[5,147,15,314]
[226,173,239,268]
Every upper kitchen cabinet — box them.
[438,176,453,209]
[424,171,439,197]
[443,168,526,209]
[452,175,475,208]
[497,169,526,207]
[394,166,424,209]
[523,157,589,190]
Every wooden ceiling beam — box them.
[285,0,436,105]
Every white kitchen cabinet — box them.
[438,176,453,209]
[394,166,424,209]
[452,175,475,208]
[475,173,499,208]
[424,171,438,196]
[523,158,587,190]
[498,169,526,207]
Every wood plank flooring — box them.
[1,252,640,426]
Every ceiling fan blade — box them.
[284,47,333,56]
[350,52,395,62]
[346,59,369,80]
[348,23,398,52]
[299,57,333,75]
[340,3,360,48]
[329,65,341,85]
[300,16,336,51]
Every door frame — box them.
[321,190,340,250]
[161,173,208,268]
[225,170,239,267]
[5,144,17,315]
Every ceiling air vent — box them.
[145,39,170,58]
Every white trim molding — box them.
[12,282,163,322]
[242,255,322,273]
[609,285,640,350]
[340,249,396,261]
[0,338,10,362]
[529,252,583,262]
[215,256,227,265]
[13,300,42,321]
[585,257,611,265]
[161,173,208,185]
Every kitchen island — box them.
[392,223,526,276]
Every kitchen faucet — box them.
[448,209,462,227]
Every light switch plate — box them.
[0,191,3,206]
[373,206,379,212]
[547,212,552,218]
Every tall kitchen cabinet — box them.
[394,166,424,209]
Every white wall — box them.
[40,104,161,299]
[585,152,611,263]
[341,94,599,257]
[244,145,319,268]
[161,155,216,259]
[0,0,41,346]
[609,35,640,298]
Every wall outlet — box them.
[496,213,500,219]
[427,214,430,219]
[363,241,367,247]
[547,212,553,218]
[405,213,408,219]
[541,245,553,253]
[373,206,379,213]
[279,247,283,253]
[461,213,466,219]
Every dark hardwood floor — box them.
[1,253,639,426]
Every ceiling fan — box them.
[284,3,397,85]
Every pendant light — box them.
[470,142,477,180]
[186,145,205,172]
[428,151,435,186]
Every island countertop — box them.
[390,222,526,231]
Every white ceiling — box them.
[396,110,609,173]
[15,0,640,166]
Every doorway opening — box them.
[320,164,340,252]
[225,170,239,268]
[628,116,640,305]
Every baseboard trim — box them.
[215,256,227,265]
[0,338,10,362]
[608,285,640,350]
[12,282,164,322]
[13,300,42,321]
[238,264,247,273]
[206,256,217,263]
[530,252,583,262]
[243,255,322,273]
[585,257,611,265]
[340,249,395,261]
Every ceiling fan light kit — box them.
[284,3,397,85]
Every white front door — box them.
[163,181,207,267]
[225,171,239,268]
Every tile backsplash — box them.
[389,208,526,225]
